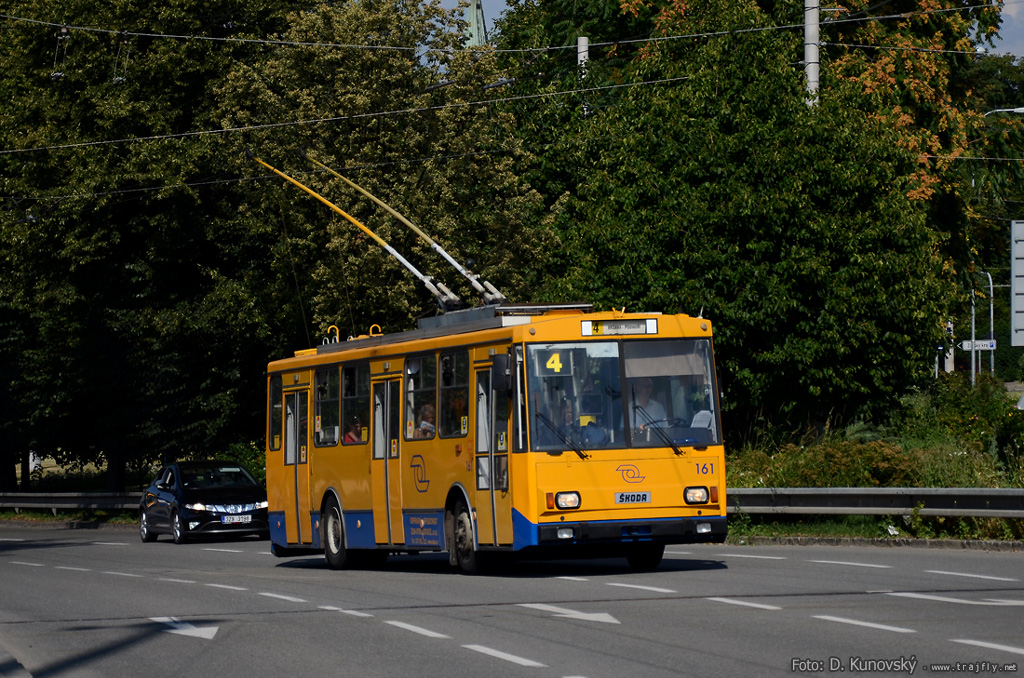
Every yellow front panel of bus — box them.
[531,451,725,522]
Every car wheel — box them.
[171,511,188,544]
[139,510,157,543]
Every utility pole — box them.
[805,0,819,106]
[466,0,487,47]
[578,36,590,116]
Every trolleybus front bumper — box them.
[514,511,727,550]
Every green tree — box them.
[0,0,547,488]
[494,0,961,432]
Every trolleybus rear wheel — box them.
[324,497,350,570]
[451,500,478,574]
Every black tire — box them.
[171,511,188,545]
[139,510,157,543]
[626,543,665,571]
[451,500,479,575]
[323,498,351,570]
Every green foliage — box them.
[892,373,1024,477]
[497,0,955,430]
[729,440,921,488]
[1,0,549,487]
[226,441,266,485]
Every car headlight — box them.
[185,502,208,511]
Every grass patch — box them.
[0,509,136,525]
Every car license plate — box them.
[615,491,650,504]
[222,515,252,524]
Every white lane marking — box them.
[158,578,196,584]
[11,561,44,567]
[205,583,247,591]
[707,597,782,610]
[462,644,547,667]
[810,560,891,569]
[951,639,1024,656]
[92,542,128,546]
[385,621,450,638]
[889,592,1023,606]
[984,599,1024,605]
[259,592,308,603]
[717,553,786,560]
[319,606,373,617]
[557,576,589,581]
[664,550,692,556]
[55,566,91,572]
[0,538,26,542]
[150,617,219,640]
[203,548,243,553]
[813,615,915,633]
[605,582,676,594]
[103,571,143,578]
[925,570,1018,582]
[518,603,620,624]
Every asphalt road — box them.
[0,525,1021,677]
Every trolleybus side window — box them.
[405,354,436,440]
[439,351,469,438]
[269,375,283,451]
[314,367,340,447]
[341,364,370,445]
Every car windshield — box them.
[180,465,259,490]
[525,338,719,452]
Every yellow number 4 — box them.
[546,353,563,373]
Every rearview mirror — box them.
[491,353,510,393]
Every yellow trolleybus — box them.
[266,303,727,573]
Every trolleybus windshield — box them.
[526,338,719,452]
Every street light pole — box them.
[984,107,1024,116]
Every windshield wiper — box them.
[633,404,684,456]
[535,411,589,460]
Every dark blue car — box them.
[139,461,269,544]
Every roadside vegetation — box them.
[728,373,1024,540]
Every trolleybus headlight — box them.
[684,487,709,504]
[557,527,576,540]
[696,522,712,534]
[555,491,581,509]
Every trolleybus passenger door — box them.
[283,390,313,544]
[475,370,513,546]
[371,379,405,545]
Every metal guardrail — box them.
[1,489,1022,519]
[729,488,1024,519]
[0,492,142,515]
